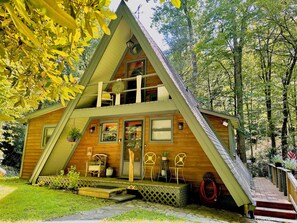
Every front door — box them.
[121,120,143,178]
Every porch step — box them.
[256,199,294,210]
[78,186,127,199]
[110,194,136,202]
[255,215,297,223]
[254,207,297,220]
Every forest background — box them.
[0,0,296,177]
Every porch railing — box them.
[85,73,170,107]
[268,164,297,210]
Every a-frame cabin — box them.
[20,1,254,213]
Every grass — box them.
[105,210,186,222]
[0,177,250,223]
[0,177,114,222]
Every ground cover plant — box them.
[0,177,114,222]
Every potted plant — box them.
[161,151,169,160]
[67,127,82,142]
[284,158,297,174]
[271,154,283,167]
[106,167,114,177]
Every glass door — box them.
[121,120,143,178]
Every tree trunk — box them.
[233,13,247,163]
[281,53,297,158]
[182,0,198,78]
[281,84,289,159]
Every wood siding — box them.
[21,108,65,179]
[203,114,230,149]
[66,113,230,195]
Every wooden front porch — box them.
[37,176,190,207]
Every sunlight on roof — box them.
[0,186,16,201]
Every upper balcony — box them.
[72,73,176,118]
[81,73,170,108]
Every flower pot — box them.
[161,157,167,161]
[106,167,114,177]
[67,138,77,142]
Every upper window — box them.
[100,122,118,143]
[150,118,173,142]
[41,125,55,148]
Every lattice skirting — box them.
[38,176,189,207]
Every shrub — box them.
[284,158,297,172]
[271,154,283,166]
[67,165,80,190]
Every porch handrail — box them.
[268,163,297,211]
[287,172,297,211]
[86,73,158,87]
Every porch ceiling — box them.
[71,100,178,119]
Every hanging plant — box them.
[67,127,82,142]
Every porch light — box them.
[89,126,96,133]
[178,122,184,130]
[222,120,228,127]
[126,39,134,49]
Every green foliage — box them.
[67,165,80,190]
[67,127,82,142]
[271,155,283,165]
[0,178,112,222]
[152,0,297,161]
[283,159,297,171]
[0,123,25,168]
[161,151,169,157]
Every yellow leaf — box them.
[14,0,33,25]
[101,9,117,20]
[60,96,65,106]
[4,3,41,47]
[0,44,5,58]
[28,0,77,30]
[2,18,12,26]
[85,13,93,37]
[69,74,76,83]
[48,74,63,84]
[0,113,13,122]
[63,74,69,82]
[52,49,69,57]
[171,0,181,8]
[20,96,25,107]
[94,11,110,35]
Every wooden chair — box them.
[169,153,187,184]
[101,91,113,106]
[85,154,107,177]
[143,152,156,181]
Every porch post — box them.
[136,75,142,103]
[129,149,134,182]
[96,82,103,107]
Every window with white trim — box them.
[150,118,173,142]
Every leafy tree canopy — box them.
[0,0,180,121]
